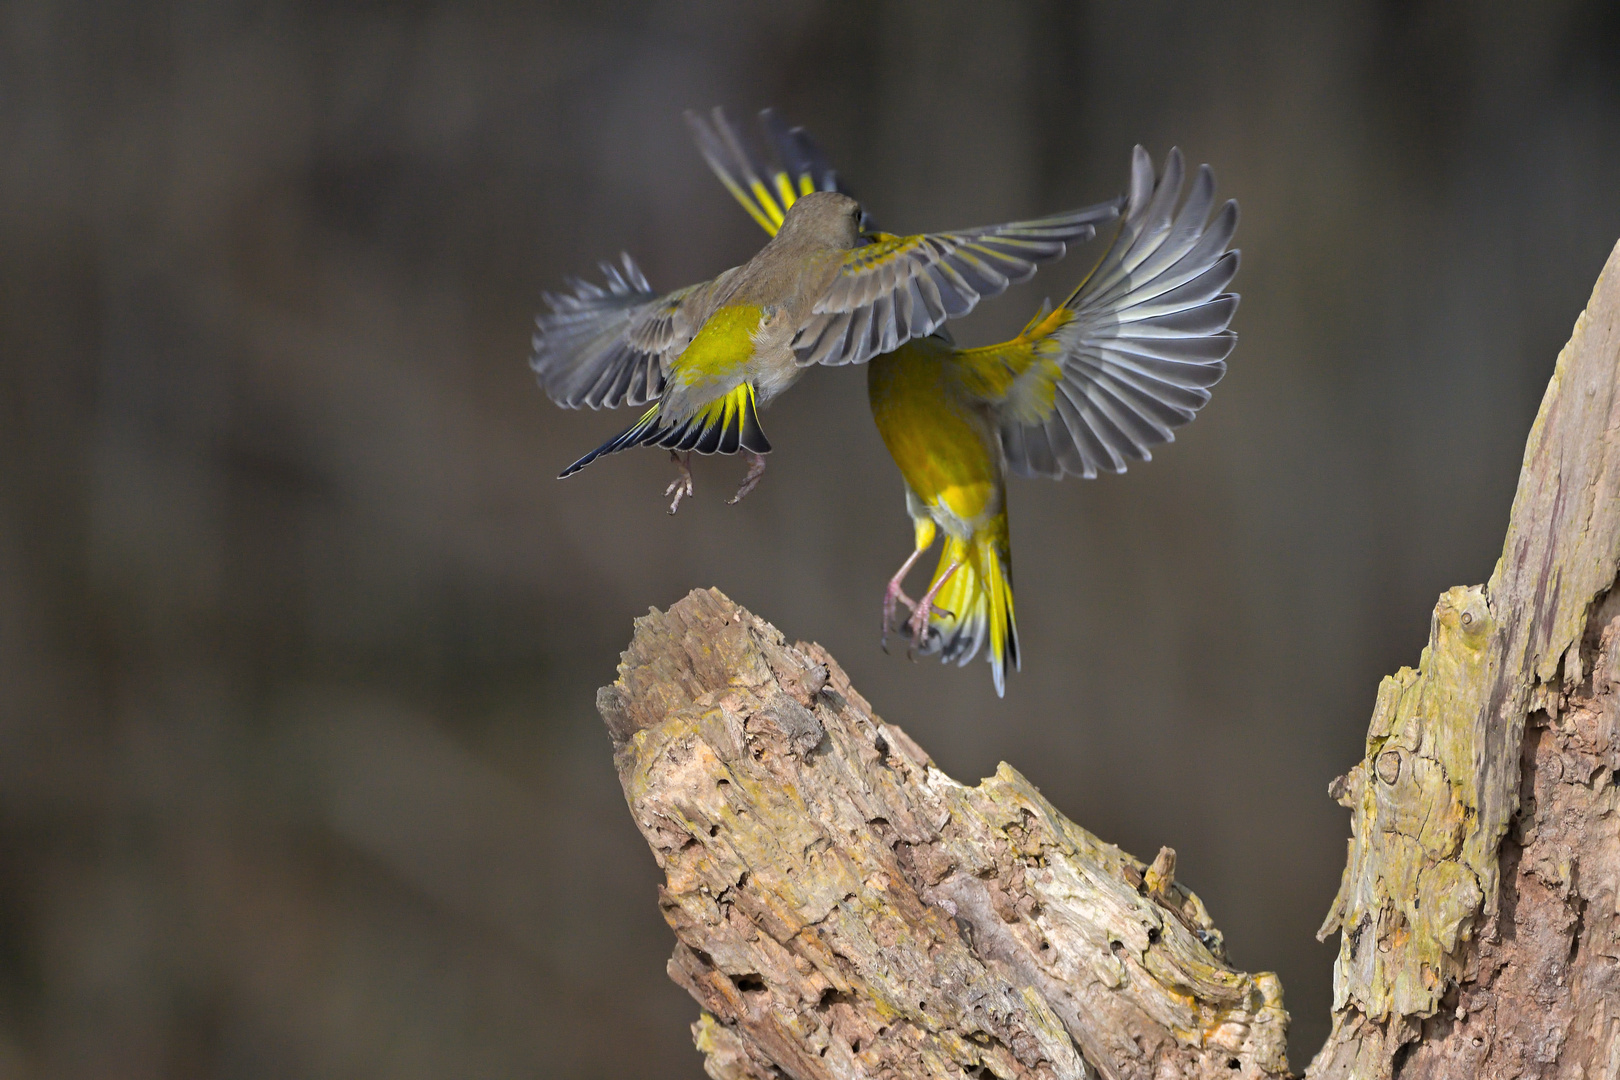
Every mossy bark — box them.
[596,239,1620,1080]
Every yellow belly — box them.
[867,339,1002,532]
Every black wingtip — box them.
[558,409,660,478]
[559,440,610,477]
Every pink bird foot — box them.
[906,559,961,651]
[665,451,695,514]
[880,547,928,651]
[728,450,768,505]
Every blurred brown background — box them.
[4,1,1620,1077]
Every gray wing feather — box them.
[797,201,1124,368]
[1003,146,1241,480]
[686,107,877,233]
[530,253,701,410]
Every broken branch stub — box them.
[600,587,1289,1080]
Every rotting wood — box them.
[597,240,1620,1080]
[599,588,1289,1080]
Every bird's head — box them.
[776,190,863,248]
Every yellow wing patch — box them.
[687,108,838,239]
[955,305,1078,425]
[840,232,925,274]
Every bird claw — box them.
[728,451,768,505]
[905,605,933,650]
[880,585,918,653]
[880,547,930,650]
[665,451,695,514]
[903,560,961,652]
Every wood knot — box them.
[1375,750,1402,785]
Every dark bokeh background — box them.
[4,2,1620,1076]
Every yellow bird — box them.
[692,110,1239,695]
[531,112,1121,512]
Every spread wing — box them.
[794,202,1123,369]
[985,146,1240,479]
[530,254,712,410]
[686,107,874,236]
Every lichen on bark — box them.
[1309,238,1620,1080]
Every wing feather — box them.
[686,107,870,237]
[531,253,706,410]
[989,146,1241,480]
[796,199,1124,367]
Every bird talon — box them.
[903,558,961,651]
[666,451,695,514]
[728,450,768,505]
[881,548,929,650]
[880,585,918,649]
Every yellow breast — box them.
[868,339,1002,531]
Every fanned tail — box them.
[558,383,770,478]
[921,523,1019,697]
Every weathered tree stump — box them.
[595,239,1620,1080]
[1308,239,1620,1080]
[598,589,1289,1080]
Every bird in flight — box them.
[689,109,1240,695]
[531,111,1122,513]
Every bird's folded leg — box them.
[665,451,695,515]
[907,559,961,653]
[727,451,768,505]
[880,549,927,652]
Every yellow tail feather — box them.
[922,524,1018,696]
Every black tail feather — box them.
[557,384,771,479]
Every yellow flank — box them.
[867,338,1000,527]
[674,303,765,388]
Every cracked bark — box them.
[595,240,1620,1080]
